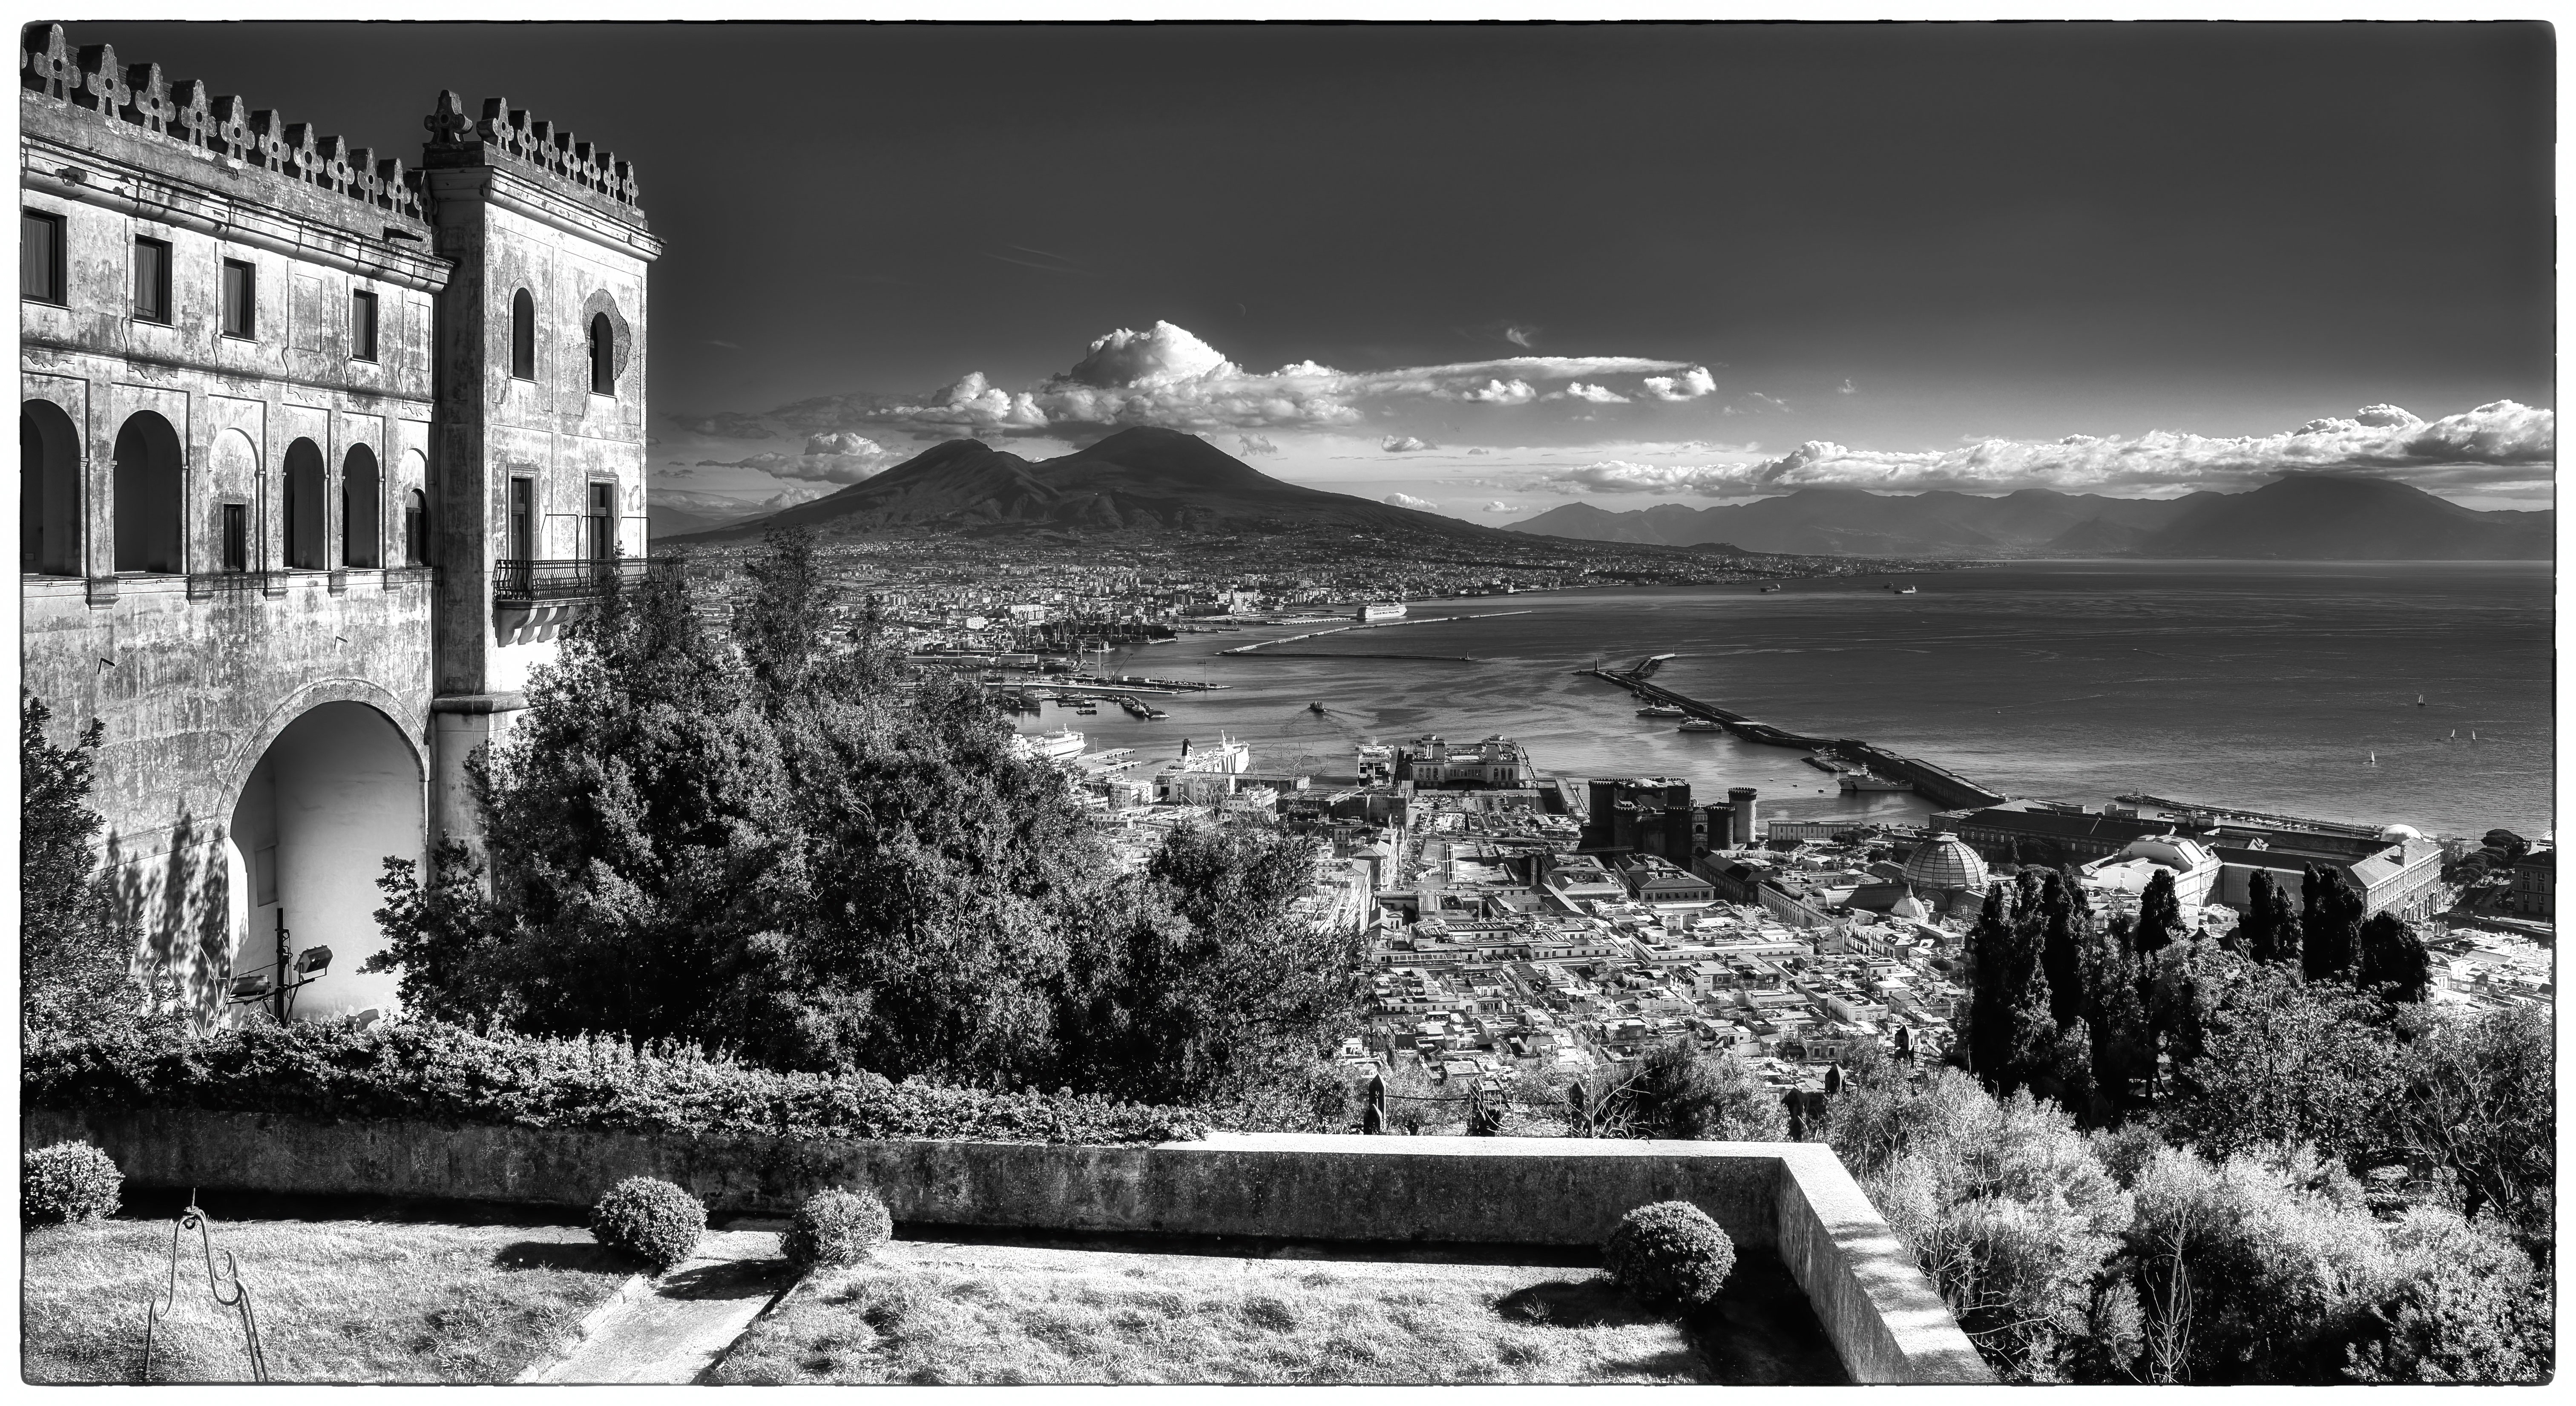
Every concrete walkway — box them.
[524,1229,793,1384]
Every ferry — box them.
[1010,728,1087,763]
[1838,772,1915,793]
[1677,718,1726,733]
[1803,754,1846,773]
[1636,704,1686,719]
[1357,601,1409,622]
[1176,732,1253,773]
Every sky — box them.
[80,21,2556,518]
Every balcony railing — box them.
[492,557,669,606]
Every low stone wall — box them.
[24,1108,1990,1383]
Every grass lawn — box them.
[712,1240,1847,1385]
[23,1214,636,1383]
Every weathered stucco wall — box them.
[25,1109,1991,1383]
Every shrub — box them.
[23,1018,1210,1146]
[1602,1201,1736,1310]
[782,1187,892,1272]
[22,1141,122,1225]
[589,1176,706,1274]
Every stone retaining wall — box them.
[24,1108,1990,1383]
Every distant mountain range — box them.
[1509,475,2551,561]
[662,427,1515,544]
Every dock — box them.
[1218,610,1534,656]
[1581,664,2010,811]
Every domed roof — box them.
[1903,834,1991,893]
[2380,823,2422,842]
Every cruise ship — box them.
[1008,727,1087,763]
[1357,601,1408,622]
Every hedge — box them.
[23,1019,1210,1146]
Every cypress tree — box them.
[2133,869,2184,956]
[1961,870,2058,1097]
[2039,869,2088,1029]
[2301,865,2362,982]
[2356,911,2432,1003]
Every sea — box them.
[1018,561,2556,842]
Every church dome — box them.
[1903,834,1990,893]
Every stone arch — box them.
[112,410,184,573]
[221,692,424,1022]
[342,443,381,568]
[283,437,326,569]
[20,397,81,575]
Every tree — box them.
[2353,913,2430,1004]
[1055,818,1364,1109]
[2299,866,2363,983]
[2480,829,2529,865]
[2133,870,2184,956]
[2162,961,2397,1170]
[1609,1038,1791,1141]
[2388,1002,2553,1256]
[2346,1208,2553,1383]
[1959,872,2061,1098]
[21,692,150,1050]
[2238,871,2300,968]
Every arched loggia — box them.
[20,399,80,575]
[112,411,183,574]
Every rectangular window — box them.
[350,289,378,362]
[132,237,171,323]
[22,210,65,304]
[508,477,533,561]
[222,259,256,338]
[221,503,248,572]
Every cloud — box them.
[1837,378,1857,395]
[696,430,906,486]
[1382,435,1435,453]
[1383,492,1440,510]
[1639,366,1718,402]
[1551,382,1631,405]
[1465,447,1492,455]
[1459,378,1538,405]
[1482,500,1519,513]
[1505,324,1537,348]
[742,320,1698,441]
[667,411,775,439]
[705,339,741,350]
[1237,434,1282,456]
[1532,401,2554,498]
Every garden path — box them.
[522,1228,792,1384]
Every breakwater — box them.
[1584,667,2010,812]
[1219,610,1533,656]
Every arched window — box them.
[111,411,183,574]
[20,400,81,575]
[510,289,535,381]
[341,445,380,568]
[282,438,326,570]
[405,488,429,566]
[588,312,615,396]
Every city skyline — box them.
[77,20,2556,518]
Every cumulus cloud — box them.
[1639,366,1718,402]
[1532,402,2555,498]
[1552,382,1631,405]
[1466,447,1492,455]
[1383,492,1440,510]
[1482,500,1520,513]
[741,320,1699,441]
[697,430,905,487]
[1382,434,1435,453]
[1237,434,1281,456]
[1459,378,1538,405]
[667,411,775,440]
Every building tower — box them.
[1728,786,1760,847]
[416,91,661,849]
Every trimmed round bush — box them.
[1603,1200,1736,1310]
[589,1176,706,1274]
[23,1141,123,1225]
[781,1187,893,1272]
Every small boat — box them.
[1760,584,1782,593]
[1678,718,1725,733]
[1636,704,1686,719]
[2367,750,2378,765]
[1895,585,1918,595]
[2416,694,2426,707]
[1308,702,1328,716]
[2470,730,2479,742]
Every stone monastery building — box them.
[20,24,660,1022]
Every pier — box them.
[1218,610,1534,656]
[1581,665,2011,812]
